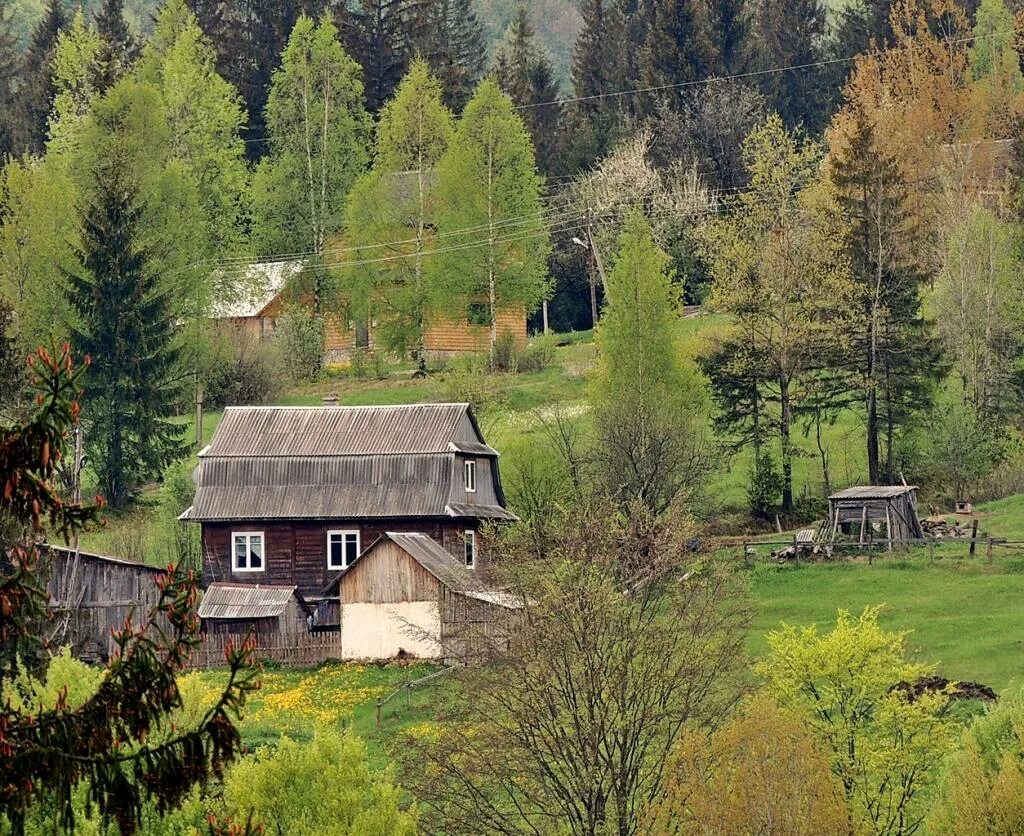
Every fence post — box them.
[928,537,935,564]
[969,519,979,557]
[376,698,382,728]
[742,540,749,568]
[987,537,994,565]
[792,533,798,564]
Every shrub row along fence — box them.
[722,534,1024,565]
[188,631,345,669]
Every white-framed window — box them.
[465,459,477,493]
[327,529,360,570]
[464,530,476,568]
[232,531,264,573]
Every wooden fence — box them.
[188,631,345,669]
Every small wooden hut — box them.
[198,582,311,637]
[331,532,520,663]
[820,486,925,547]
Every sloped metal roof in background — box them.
[205,404,473,457]
[211,261,301,319]
[829,486,919,500]
[198,582,304,620]
[446,503,517,521]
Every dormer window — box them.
[465,459,477,493]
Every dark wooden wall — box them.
[202,519,474,595]
[41,547,166,662]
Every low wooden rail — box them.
[376,665,454,727]
[188,631,345,669]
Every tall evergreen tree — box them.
[94,0,136,91]
[751,0,828,131]
[13,0,68,156]
[419,0,485,111]
[830,110,945,484]
[342,59,455,370]
[65,150,186,509]
[339,0,416,114]
[568,0,631,168]
[637,0,719,118]
[492,8,562,176]
[435,79,550,362]
[714,0,752,74]
[0,0,18,159]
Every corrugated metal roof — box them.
[829,486,918,500]
[204,404,473,457]
[449,440,498,456]
[211,261,300,319]
[446,503,518,521]
[198,583,303,619]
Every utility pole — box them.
[574,205,605,329]
[195,371,204,449]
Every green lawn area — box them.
[749,556,1024,693]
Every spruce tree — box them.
[492,9,562,176]
[420,0,485,111]
[0,0,17,158]
[94,0,136,91]
[830,111,945,484]
[66,152,186,509]
[341,0,415,113]
[752,0,828,131]
[13,0,68,156]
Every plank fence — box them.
[188,631,345,669]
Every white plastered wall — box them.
[341,601,441,660]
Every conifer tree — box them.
[253,14,370,314]
[342,59,455,369]
[420,0,486,111]
[340,0,416,113]
[492,9,562,176]
[830,110,945,484]
[752,0,828,131]
[94,0,136,91]
[65,140,187,509]
[13,0,68,156]
[637,0,718,118]
[435,79,550,363]
[0,0,18,158]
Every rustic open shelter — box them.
[198,582,311,637]
[329,532,521,663]
[820,486,925,547]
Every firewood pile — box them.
[920,518,971,538]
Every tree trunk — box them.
[779,373,793,512]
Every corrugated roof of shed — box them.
[203,404,474,458]
[198,583,303,620]
[385,532,488,595]
[829,486,919,500]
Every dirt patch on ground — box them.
[891,676,998,703]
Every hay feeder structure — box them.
[820,486,925,548]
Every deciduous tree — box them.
[434,79,549,362]
[341,59,454,369]
[592,212,712,514]
[253,13,370,316]
[758,607,958,836]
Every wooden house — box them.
[181,403,516,612]
[198,582,311,637]
[820,486,925,547]
[330,531,521,662]
[211,261,299,342]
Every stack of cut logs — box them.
[920,518,971,538]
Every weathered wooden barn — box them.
[329,532,520,662]
[198,582,311,636]
[820,486,926,546]
[181,404,516,616]
[40,545,166,662]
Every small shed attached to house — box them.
[330,532,520,662]
[198,582,311,637]
[820,486,926,546]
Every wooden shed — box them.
[332,532,520,663]
[198,582,311,637]
[820,486,925,547]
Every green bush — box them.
[517,332,558,372]
[202,329,285,408]
[747,451,783,521]
[222,730,416,835]
[278,306,325,382]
